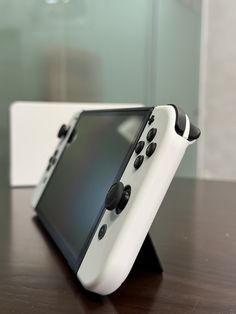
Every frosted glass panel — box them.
[0,0,152,110]
[0,0,202,180]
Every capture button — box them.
[98,224,107,240]
[135,141,145,154]
[146,142,157,157]
[134,155,144,169]
[147,128,157,142]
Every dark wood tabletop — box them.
[0,177,236,314]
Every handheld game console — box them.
[32,105,200,295]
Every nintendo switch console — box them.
[32,105,200,295]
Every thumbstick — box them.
[115,186,131,214]
[57,124,68,138]
[105,182,131,213]
[105,182,124,211]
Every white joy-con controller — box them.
[76,105,200,295]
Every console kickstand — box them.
[132,233,163,273]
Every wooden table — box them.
[0,178,236,313]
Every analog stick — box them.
[57,124,68,138]
[105,182,131,214]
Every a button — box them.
[147,128,157,142]
[146,142,157,157]
[98,224,107,240]
[135,141,145,154]
[148,115,155,125]
[134,155,144,170]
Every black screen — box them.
[36,109,151,271]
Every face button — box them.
[98,224,107,240]
[57,124,68,138]
[147,128,157,142]
[148,115,155,125]
[146,142,157,157]
[135,141,145,154]
[134,155,144,170]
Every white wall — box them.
[198,0,236,181]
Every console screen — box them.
[36,109,151,271]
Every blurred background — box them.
[0,0,234,182]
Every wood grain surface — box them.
[0,178,236,313]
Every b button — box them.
[134,155,144,169]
